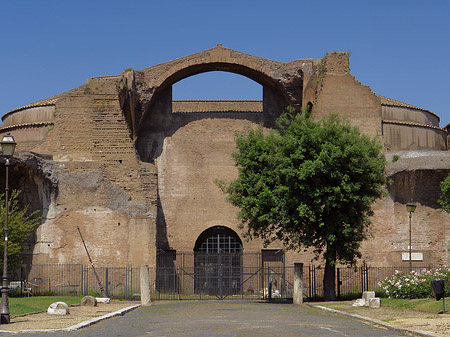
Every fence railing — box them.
[9,263,434,301]
[16,264,140,300]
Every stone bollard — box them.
[140,265,151,306]
[47,302,70,315]
[363,291,376,305]
[369,297,381,308]
[81,296,97,306]
[293,263,304,304]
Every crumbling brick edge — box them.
[0,304,141,334]
[307,303,439,337]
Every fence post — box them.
[140,265,151,306]
[125,266,128,300]
[130,265,133,300]
[105,267,109,297]
[293,263,303,304]
[365,263,369,292]
[337,267,341,300]
[308,265,311,299]
[178,266,181,301]
[80,265,83,296]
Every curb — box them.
[306,303,440,337]
[0,304,141,334]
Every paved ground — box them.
[6,300,409,337]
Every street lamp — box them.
[0,133,16,324]
[406,201,417,272]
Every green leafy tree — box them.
[221,111,386,300]
[0,190,41,272]
[439,175,450,212]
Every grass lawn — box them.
[318,297,449,322]
[381,297,447,313]
[9,296,83,316]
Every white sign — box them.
[402,252,423,261]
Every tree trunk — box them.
[323,249,336,301]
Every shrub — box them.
[379,268,450,299]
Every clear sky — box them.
[1,1,449,125]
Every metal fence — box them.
[16,264,140,300]
[151,265,294,300]
[307,264,434,300]
[9,262,433,301]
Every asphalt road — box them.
[8,301,408,337]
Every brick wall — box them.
[313,73,382,138]
[26,79,157,267]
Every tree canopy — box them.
[0,190,41,271]
[221,111,386,299]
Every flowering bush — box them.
[378,268,450,299]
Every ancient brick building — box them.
[1,45,450,281]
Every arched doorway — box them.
[194,226,242,297]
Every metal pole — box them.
[1,160,10,324]
[409,211,412,272]
[77,227,107,297]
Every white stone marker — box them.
[47,302,70,315]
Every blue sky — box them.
[1,1,449,125]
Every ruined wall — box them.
[362,167,450,266]
[312,52,382,138]
[2,47,450,271]
[5,78,159,267]
[121,45,312,138]
[156,118,277,253]
[134,95,324,266]
[172,100,262,113]
[137,97,266,251]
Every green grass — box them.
[382,297,447,313]
[9,296,83,316]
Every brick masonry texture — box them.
[1,46,449,269]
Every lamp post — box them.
[0,133,16,324]
[406,201,417,272]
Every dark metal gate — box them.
[194,252,242,298]
[155,251,294,300]
[192,226,244,298]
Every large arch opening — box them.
[129,49,302,291]
[136,67,283,163]
[144,68,280,263]
[172,71,262,100]
[194,226,243,297]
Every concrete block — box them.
[363,291,376,305]
[369,298,381,308]
[96,297,111,304]
[352,298,366,307]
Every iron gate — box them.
[194,253,242,298]
[155,251,293,300]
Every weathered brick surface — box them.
[25,79,157,267]
[172,100,262,113]
[157,118,272,253]
[0,47,449,270]
[313,71,382,138]
[361,169,450,266]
